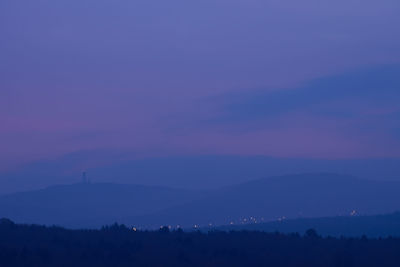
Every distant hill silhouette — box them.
[2,173,400,230]
[2,152,400,195]
[128,173,400,228]
[214,212,400,238]
[0,183,203,228]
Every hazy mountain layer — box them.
[214,212,400,238]
[2,173,400,229]
[0,183,203,228]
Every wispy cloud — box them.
[215,65,400,122]
[172,65,400,158]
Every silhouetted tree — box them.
[305,228,319,238]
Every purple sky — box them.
[1,0,400,173]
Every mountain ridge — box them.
[2,173,400,229]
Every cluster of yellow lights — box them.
[277,216,287,222]
[130,210,361,230]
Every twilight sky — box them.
[1,0,400,175]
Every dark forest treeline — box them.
[1,219,400,267]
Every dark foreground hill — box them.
[215,212,400,238]
[1,219,400,267]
